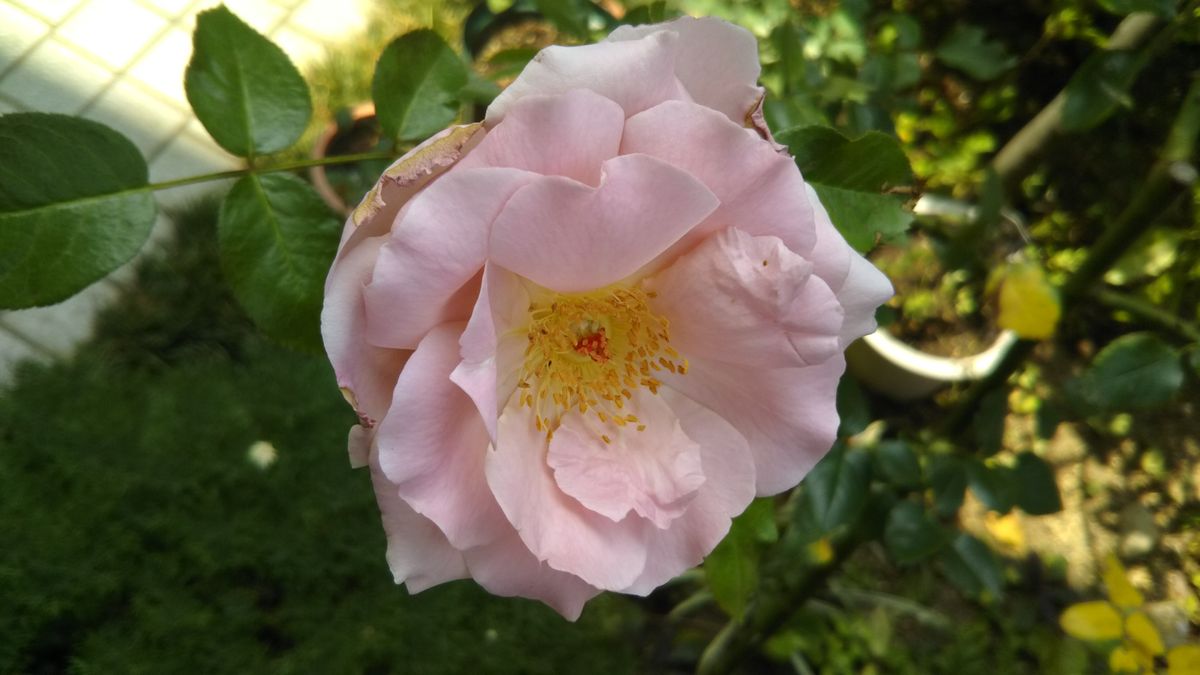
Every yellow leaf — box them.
[1103,554,1144,609]
[807,537,834,565]
[1109,645,1144,673]
[1125,611,1165,656]
[984,510,1026,554]
[1167,644,1200,675]
[1060,601,1123,641]
[1128,607,1166,653]
[997,262,1061,339]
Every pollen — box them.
[517,285,685,437]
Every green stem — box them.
[146,150,396,192]
[1094,288,1200,343]
[695,534,855,675]
[991,12,1164,190]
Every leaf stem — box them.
[1093,288,1200,343]
[146,150,396,192]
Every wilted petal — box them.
[322,234,410,430]
[363,167,539,349]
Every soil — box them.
[871,232,1000,358]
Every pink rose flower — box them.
[322,16,893,619]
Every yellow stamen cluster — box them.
[517,285,687,441]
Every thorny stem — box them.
[145,150,396,192]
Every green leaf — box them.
[875,440,922,490]
[1012,452,1062,515]
[1061,50,1141,132]
[0,113,156,309]
[1066,332,1184,411]
[936,24,1016,81]
[217,173,341,351]
[939,533,1004,599]
[803,445,872,533]
[966,460,1016,514]
[185,6,312,157]
[536,0,592,37]
[836,374,871,437]
[1060,601,1123,641]
[621,1,679,25]
[973,387,1007,456]
[373,30,469,142]
[705,508,763,618]
[884,500,947,565]
[812,185,914,253]
[778,125,913,253]
[1097,0,1175,18]
[928,454,967,517]
[780,125,912,192]
[741,498,780,544]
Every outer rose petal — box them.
[375,323,507,550]
[489,153,719,292]
[488,402,650,591]
[456,90,625,186]
[608,16,763,125]
[623,389,756,595]
[363,167,539,349]
[647,227,843,368]
[658,354,845,496]
[802,185,895,346]
[621,99,816,256]
[369,452,469,593]
[547,390,705,529]
[450,265,529,441]
[485,30,687,124]
[464,531,601,621]
[321,234,410,436]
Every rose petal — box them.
[376,322,507,550]
[608,16,762,124]
[658,354,845,496]
[547,389,705,528]
[363,167,539,349]
[464,531,601,621]
[621,99,816,256]
[803,185,895,346]
[450,265,530,441]
[456,89,625,186]
[622,388,756,595]
[341,123,483,249]
[485,30,687,124]
[487,401,650,590]
[321,234,410,431]
[369,452,469,593]
[489,153,719,292]
[647,227,843,368]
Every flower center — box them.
[518,285,687,441]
